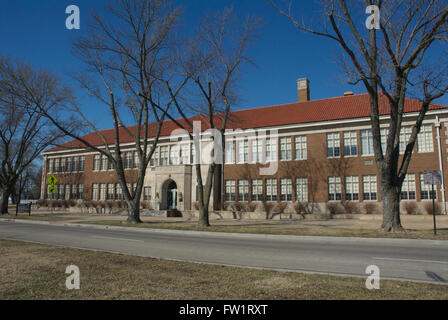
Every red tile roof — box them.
[46,93,448,153]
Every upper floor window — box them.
[381,129,389,154]
[55,158,60,173]
[360,130,374,156]
[237,140,249,164]
[251,139,262,164]
[295,136,307,160]
[266,138,278,162]
[134,152,140,169]
[160,146,169,166]
[93,155,100,171]
[327,133,340,158]
[151,148,159,167]
[124,152,133,169]
[66,157,72,172]
[418,125,434,153]
[60,158,66,172]
[48,159,54,173]
[344,131,358,157]
[101,155,108,171]
[399,127,412,154]
[280,137,292,161]
[180,144,190,165]
[225,140,235,164]
[170,145,180,165]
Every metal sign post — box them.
[47,175,58,215]
[423,170,442,236]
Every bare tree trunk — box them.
[126,200,142,224]
[1,188,11,214]
[198,206,210,227]
[380,182,403,232]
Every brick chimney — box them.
[297,78,310,102]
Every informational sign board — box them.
[16,203,31,214]
[423,170,442,185]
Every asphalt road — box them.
[0,220,447,284]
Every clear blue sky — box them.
[1,0,447,130]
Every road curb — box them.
[1,218,447,247]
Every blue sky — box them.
[1,0,447,130]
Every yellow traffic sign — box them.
[47,174,58,186]
[48,186,56,194]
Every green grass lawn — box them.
[80,220,448,240]
[0,239,446,300]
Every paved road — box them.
[0,220,447,284]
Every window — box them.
[143,187,152,201]
[108,154,115,170]
[418,125,434,153]
[107,184,115,200]
[116,183,122,200]
[99,184,106,201]
[180,144,190,164]
[296,178,308,202]
[266,179,278,201]
[381,129,389,154]
[124,152,133,169]
[399,127,412,154]
[225,180,236,201]
[266,138,278,162]
[48,159,54,173]
[328,177,342,201]
[73,157,79,172]
[345,176,359,201]
[151,148,159,167]
[251,139,262,163]
[295,136,307,160]
[65,185,70,200]
[361,130,374,156]
[401,174,416,200]
[60,158,66,172]
[55,159,60,173]
[160,146,169,166]
[238,180,249,202]
[251,179,263,202]
[237,140,249,164]
[344,132,358,157]
[101,155,108,171]
[280,178,293,201]
[420,173,437,200]
[92,183,98,200]
[327,133,340,158]
[170,145,180,165]
[280,137,292,161]
[78,184,84,200]
[363,175,377,201]
[58,184,64,200]
[70,184,77,200]
[66,157,72,172]
[93,155,100,171]
[134,152,140,168]
[225,140,235,164]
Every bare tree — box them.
[36,0,186,223]
[0,57,69,214]
[156,7,261,227]
[270,0,448,231]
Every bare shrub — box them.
[246,203,257,212]
[262,202,275,219]
[342,202,359,214]
[193,202,200,210]
[364,202,378,214]
[423,202,442,215]
[326,202,341,215]
[141,201,153,210]
[37,199,48,208]
[402,201,418,215]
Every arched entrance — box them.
[162,180,178,210]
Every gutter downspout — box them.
[435,116,447,215]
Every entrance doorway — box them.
[166,180,178,210]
